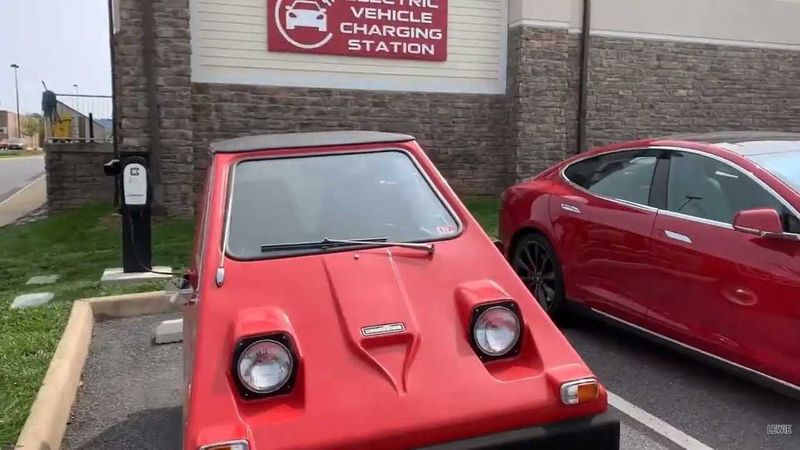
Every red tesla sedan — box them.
[499,132,800,395]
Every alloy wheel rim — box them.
[512,241,556,311]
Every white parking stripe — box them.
[607,390,714,450]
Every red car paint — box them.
[182,132,616,449]
[500,133,800,393]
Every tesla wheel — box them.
[511,233,568,320]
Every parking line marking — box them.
[607,390,714,450]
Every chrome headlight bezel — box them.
[468,301,523,361]
[232,333,297,400]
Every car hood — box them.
[188,240,604,449]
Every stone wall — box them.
[506,26,575,183]
[191,84,509,195]
[115,0,193,216]
[584,36,800,147]
[44,143,115,211]
[103,6,800,217]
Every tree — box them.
[21,115,41,142]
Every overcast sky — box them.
[0,0,111,115]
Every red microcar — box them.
[499,132,800,397]
[177,131,619,450]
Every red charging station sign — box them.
[267,0,448,61]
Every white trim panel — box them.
[191,0,509,94]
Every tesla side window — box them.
[666,152,783,225]
[564,150,658,206]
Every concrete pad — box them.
[154,318,183,344]
[11,292,55,309]
[100,267,173,286]
[26,275,60,285]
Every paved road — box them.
[565,315,800,450]
[0,155,44,202]
[63,313,798,449]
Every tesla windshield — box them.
[226,151,459,259]
[749,151,800,194]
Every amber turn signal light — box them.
[560,378,600,405]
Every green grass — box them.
[0,196,500,444]
[0,150,42,159]
[464,195,501,237]
[0,205,193,444]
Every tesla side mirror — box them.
[733,208,783,236]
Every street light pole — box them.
[73,84,79,95]
[10,64,20,138]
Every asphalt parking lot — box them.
[62,313,183,450]
[565,315,799,450]
[62,313,798,450]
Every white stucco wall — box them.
[509,0,800,49]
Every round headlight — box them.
[473,306,521,357]
[237,340,293,394]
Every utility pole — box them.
[10,64,20,138]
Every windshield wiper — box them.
[260,237,435,255]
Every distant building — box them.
[0,110,20,141]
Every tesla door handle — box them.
[664,230,693,244]
[561,204,581,214]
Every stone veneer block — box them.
[26,275,60,285]
[11,292,55,309]
[154,318,184,345]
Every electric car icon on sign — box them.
[286,0,328,32]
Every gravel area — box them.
[12,205,48,225]
[62,313,183,450]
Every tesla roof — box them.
[210,131,415,153]
[662,131,800,156]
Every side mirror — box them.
[733,208,784,236]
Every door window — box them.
[564,150,658,206]
[666,152,784,225]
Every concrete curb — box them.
[14,291,176,450]
[15,301,93,450]
[85,290,176,320]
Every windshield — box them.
[749,151,800,194]
[226,151,459,259]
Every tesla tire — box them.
[511,233,568,321]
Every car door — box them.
[648,150,800,382]
[555,149,662,323]
[183,159,215,393]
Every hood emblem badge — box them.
[361,322,406,337]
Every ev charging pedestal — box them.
[101,153,172,285]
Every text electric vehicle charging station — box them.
[104,153,153,273]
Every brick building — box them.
[107,0,800,216]
[0,110,20,141]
